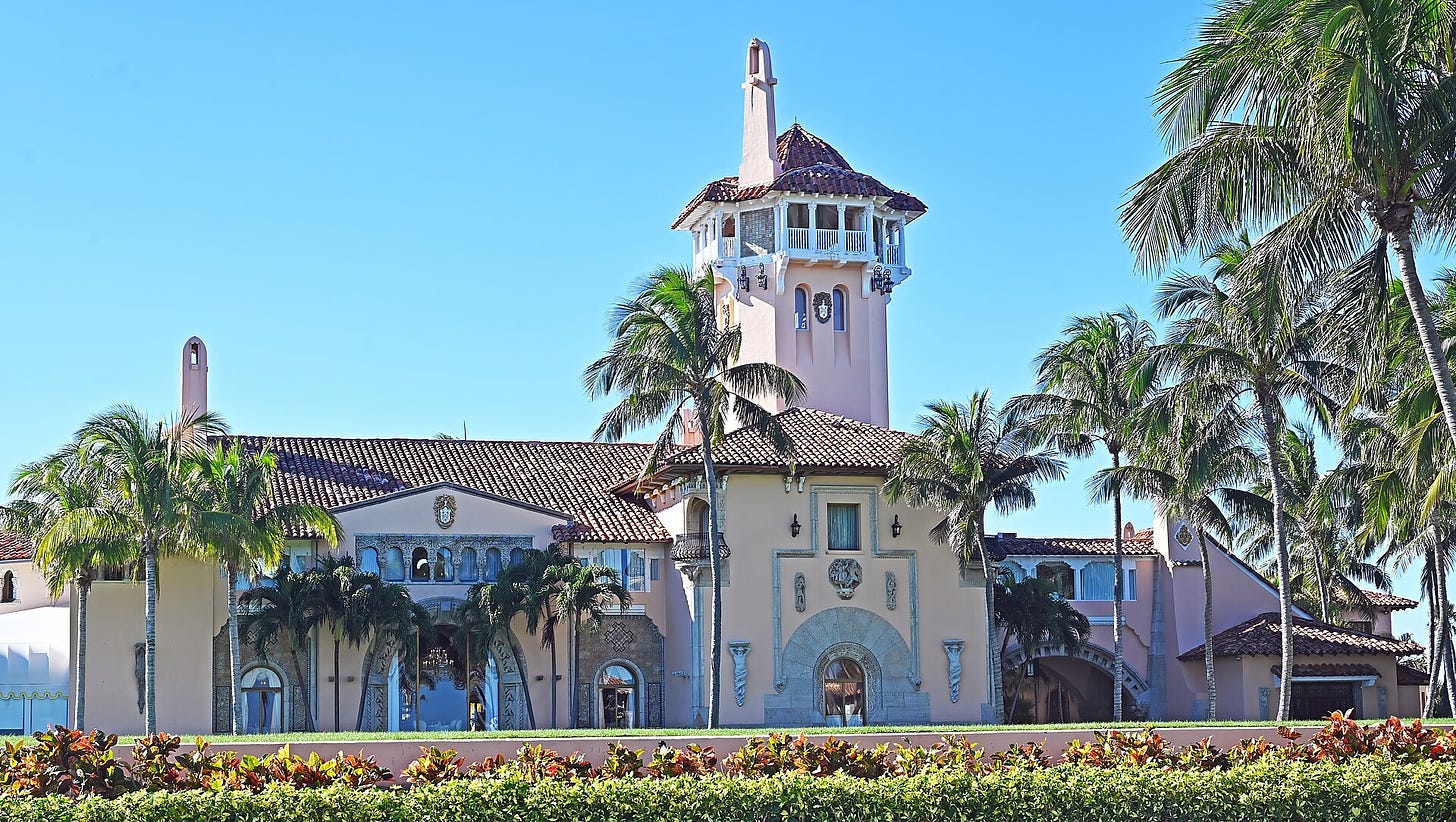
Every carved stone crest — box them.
[434,494,457,530]
[793,572,807,612]
[1174,522,1192,548]
[827,557,862,599]
[812,291,833,323]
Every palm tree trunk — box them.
[74,576,89,730]
[1440,549,1456,716]
[1198,533,1216,720]
[549,637,559,728]
[1391,227,1456,447]
[143,539,158,735]
[701,437,725,730]
[1111,450,1125,722]
[227,567,243,735]
[1255,388,1294,721]
[975,516,1004,723]
[332,633,341,731]
[354,640,375,732]
[1312,549,1330,623]
[289,646,315,732]
[1426,546,1441,719]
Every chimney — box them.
[180,336,208,417]
[678,407,703,448]
[1123,522,1135,540]
[739,38,783,187]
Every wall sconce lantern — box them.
[790,514,802,538]
[891,515,903,539]
[738,270,750,291]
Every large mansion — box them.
[0,40,1428,736]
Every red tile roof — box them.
[1179,613,1423,660]
[1398,663,1430,686]
[994,535,1158,558]
[673,126,926,229]
[231,435,669,543]
[1356,589,1420,610]
[656,407,911,477]
[1270,663,1382,678]
[0,532,33,562]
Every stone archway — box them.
[764,606,929,726]
[1002,641,1151,721]
[358,596,530,731]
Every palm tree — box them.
[303,556,374,731]
[1230,426,1391,623]
[1095,389,1257,719]
[1,446,131,730]
[1122,0,1456,449]
[239,565,318,732]
[352,580,431,731]
[994,570,1092,722]
[44,405,225,735]
[459,576,538,729]
[1009,308,1157,720]
[583,264,804,728]
[494,546,577,727]
[550,560,630,727]
[188,441,341,734]
[1151,236,1342,719]
[885,392,1065,723]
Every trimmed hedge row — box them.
[2,760,1455,822]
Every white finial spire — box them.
[180,336,208,417]
[739,38,783,187]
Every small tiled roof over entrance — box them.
[1179,613,1423,660]
[1398,664,1430,686]
[657,407,911,476]
[231,435,668,543]
[673,126,926,228]
[1356,589,1420,610]
[0,533,34,562]
[993,535,1158,558]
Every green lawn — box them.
[3,718,1377,748]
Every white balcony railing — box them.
[881,244,902,265]
[814,228,838,251]
[787,227,811,250]
[719,236,737,258]
[844,230,867,254]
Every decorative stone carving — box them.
[729,642,751,707]
[1175,522,1192,548]
[603,622,636,655]
[812,292,832,323]
[885,572,897,610]
[134,643,145,715]
[434,495,457,529]
[793,572,806,612]
[828,558,862,599]
[943,640,965,703]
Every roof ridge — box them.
[230,433,656,448]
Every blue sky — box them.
[0,3,1432,636]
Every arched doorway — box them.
[240,665,286,734]
[1002,642,1149,723]
[361,596,530,731]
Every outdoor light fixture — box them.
[738,271,750,291]
[790,514,801,538]
[891,515,903,539]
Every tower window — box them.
[832,288,847,332]
[411,546,431,581]
[1,571,14,603]
[795,287,809,331]
[189,343,199,366]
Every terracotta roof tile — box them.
[1271,663,1382,678]
[1355,589,1420,610]
[1398,664,1430,686]
[659,407,911,475]
[231,436,668,543]
[994,535,1158,558]
[673,126,925,228]
[0,532,33,562]
[1179,613,1423,660]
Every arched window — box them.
[484,548,502,581]
[241,666,285,734]
[434,547,454,582]
[999,561,1027,582]
[459,547,479,582]
[1037,561,1075,600]
[1079,561,1116,601]
[383,547,405,581]
[823,658,865,726]
[411,547,431,582]
[795,287,809,331]
[832,288,847,332]
[508,547,524,568]
[598,663,638,729]
[358,547,380,577]
[0,571,14,603]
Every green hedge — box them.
[4,760,1455,822]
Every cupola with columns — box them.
[674,39,925,428]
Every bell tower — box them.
[673,39,926,428]
[180,336,208,417]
